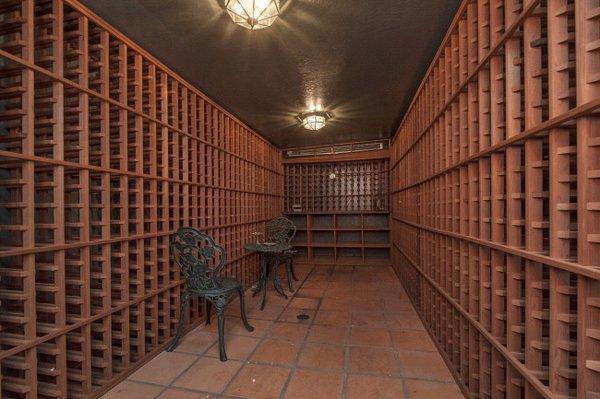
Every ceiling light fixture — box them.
[225,0,281,30]
[298,110,331,131]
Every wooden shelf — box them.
[286,212,391,266]
[283,158,391,266]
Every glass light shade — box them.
[302,114,327,130]
[225,0,280,30]
[299,110,330,131]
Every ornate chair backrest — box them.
[265,217,296,245]
[171,227,227,292]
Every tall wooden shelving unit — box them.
[287,212,390,266]
[389,1,600,398]
[283,146,390,266]
[0,1,282,397]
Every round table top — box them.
[244,242,291,253]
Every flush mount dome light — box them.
[225,0,281,30]
[298,110,331,131]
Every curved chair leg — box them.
[167,290,190,352]
[285,256,294,291]
[215,300,227,361]
[272,257,287,299]
[238,286,254,332]
[205,300,212,325]
[260,255,268,310]
[290,258,299,281]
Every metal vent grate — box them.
[286,141,386,158]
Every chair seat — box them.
[189,277,241,297]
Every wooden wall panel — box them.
[390,0,599,398]
[0,1,283,397]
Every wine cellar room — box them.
[0,0,599,398]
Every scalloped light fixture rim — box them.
[297,110,332,131]
[225,0,281,30]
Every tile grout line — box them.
[340,265,355,399]
[277,265,320,399]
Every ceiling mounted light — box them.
[298,110,331,131]
[225,0,281,30]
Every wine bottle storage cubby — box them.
[284,159,388,213]
[390,0,600,397]
[286,213,390,266]
[0,1,282,397]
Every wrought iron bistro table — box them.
[244,242,292,310]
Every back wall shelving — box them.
[283,155,390,266]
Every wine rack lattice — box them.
[284,159,389,213]
[0,1,282,398]
[390,0,600,398]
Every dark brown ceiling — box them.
[80,0,461,148]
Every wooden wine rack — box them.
[390,0,600,398]
[284,159,388,213]
[285,212,391,266]
[284,156,390,266]
[0,1,282,398]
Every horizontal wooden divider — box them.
[0,1,282,398]
[390,0,600,398]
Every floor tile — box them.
[129,351,197,385]
[250,338,301,365]
[224,363,290,399]
[205,335,261,360]
[301,280,330,289]
[283,369,343,399]
[391,330,437,352]
[323,289,354,300]
[172,357,243,393]
[348,346,400,375]
[319,298,350,311]
[173,330,218,355]
[405,379,464,398]
[313,310,350,326]
[351,311,387,327]
[386,312,425,331]
[248,304,286,320]
[346,374,406,399]
[268,321,310,342]
[305,325,348,345]
[350,326,392,347]
[264,292,294,307]
[384,300,416,313]
[103,380,164,399]
[289,297,321,310]
[228,318,274,337]
[297,342,344,370]
[296,287,325,298]
[397,350,454,382]
[157,388,220,399]
[350,299,380,312]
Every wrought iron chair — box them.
[265,217,299,291]
[166,227,253,361]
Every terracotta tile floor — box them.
[103,265,464,399]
